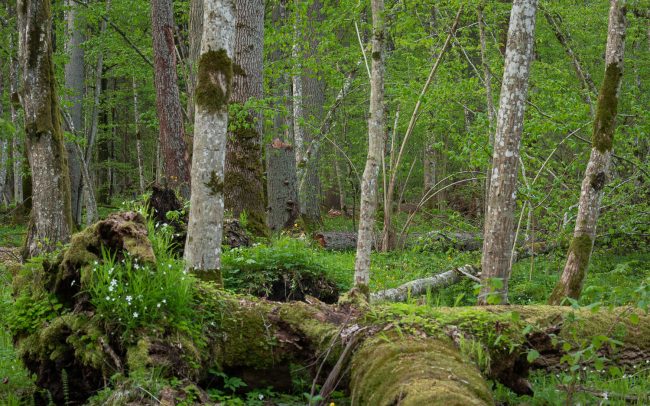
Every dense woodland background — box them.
[0,0,649,404]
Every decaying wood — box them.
[370,264,480,303]
[12,215,650,405]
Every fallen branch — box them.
[370,264,480,303]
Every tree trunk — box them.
[479,0,537,305]
[63,0,85,226]
[224,0,268,236]
[18,0,73,256]
[0,69,8,205]
[479,5,496,214]
[354,0,386,293]
[187,0,203,127]
[151,0,191,198]
[266,141,300,233]
[291,3,305,178]
[184,0,235,281]
[549,0,626,305]
[10,40,24,206]
[132,78,146,195]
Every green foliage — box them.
[221,237,341,302]
[87,245,193,342]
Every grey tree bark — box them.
[0,71,8,206]
[132,78,145,195]
[266,140,300,233]
[152,0,191,198]
[549,0,627,305]
[478,0,537,305]
[224,0,268,236]
[10,47,23,205]
[63,0,85,226]
[18,0,73,256]
[184,0,235,282]
[354,0,386,293]
[187,0,203,127]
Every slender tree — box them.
[549,0,627,304]
[224,0,268,236]
[10,38,23,205]
[478,0,537,305]
[151,0,191,198]
[18,0,73,256]
[354,0,385,294]
[184,0,235,281]
[63,0,85,225]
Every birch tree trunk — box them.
[291,2,305,179]
[354,0,385,293]
[549,0,626,305]
[18,0,73,256]
[224,0,268,236]
[152,0,191,198]
[63,0,85,226]
[478,0,537,305]
[184,0,235,282]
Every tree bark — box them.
[184,0,235,281]
[549,0,626,305]
[18,0,73,256]
[354,0,386,293]
[224,0,268,236]
[9,36,24,206]
[151,0,191,198]
[187,0,203,127]
[479,0,537,305]
[266,141,300,233]
[0,69,8,205]
[132,78,146,195]
[63,0,85,226]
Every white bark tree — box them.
[353,0,385,294]
[549,0,627,304]
[10,35,23,205]
[478,0,537,305]
[184,0,235,282]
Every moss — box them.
[338,286,370,308]
[592,63,622,153]
[205,171,224,196]
[277,302,342,356]
[190,268,223,287]
[127,338,153,374]
[224,122,269,237]
[371,51,381,61]
[350,332,493,405]
[232,63,246,77]
[195,49,233,113]
[549,234,593,303]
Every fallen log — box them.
[10,213,650,405]
[370,264,480,303]
[313,230,481,251]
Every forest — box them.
[0,0,649,404]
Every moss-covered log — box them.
[9,213,650,404]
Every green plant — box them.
[86,246,194,341]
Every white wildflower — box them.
[133,312,139,318]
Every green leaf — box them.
[527,349,540,363]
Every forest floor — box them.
[1,204,649,404]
